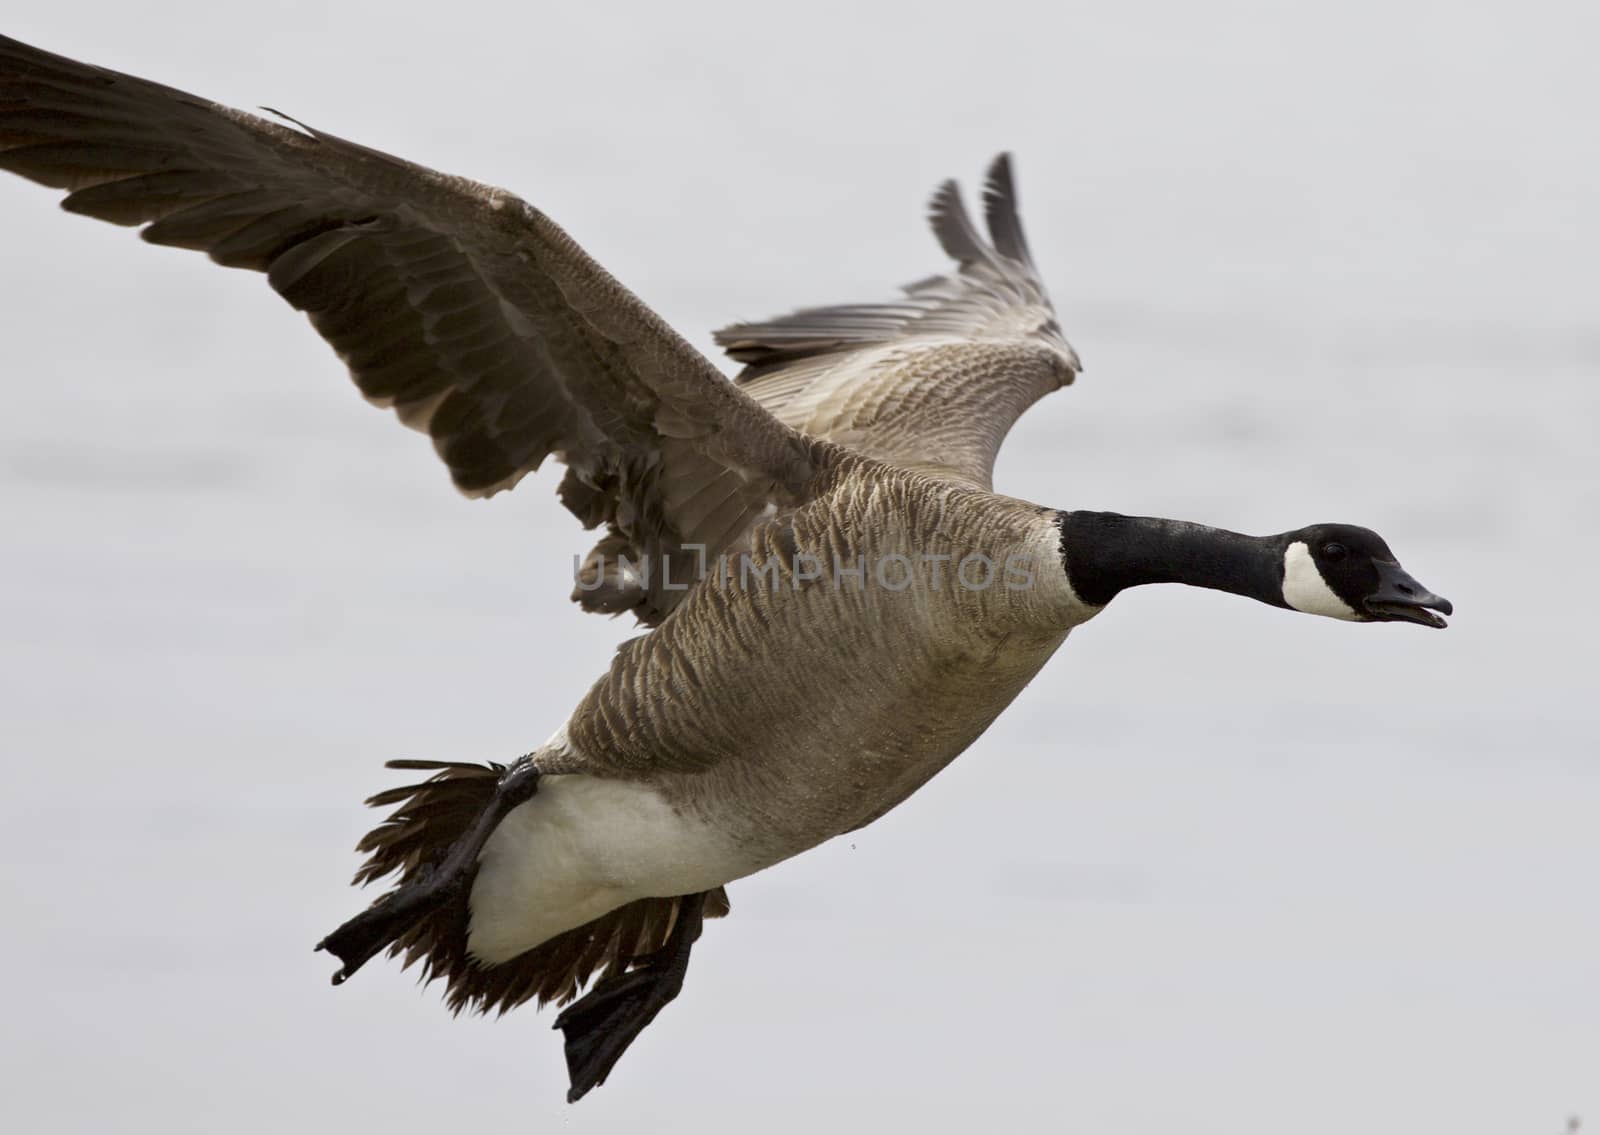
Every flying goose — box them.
[0,36,1452,1102]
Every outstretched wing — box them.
[0,35,823,625]
[714,155,1079,490]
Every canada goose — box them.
[0,35,1452,1103]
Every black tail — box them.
[336,758,730,1016]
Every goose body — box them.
[0,35,1452,1102]
[475,483,1086,961]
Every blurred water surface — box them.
[0,3,1595,1132]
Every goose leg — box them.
[314,758,541,984]
[555,890,709,1103]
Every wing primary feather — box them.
[258,106,316,137]
[926,177,990,266]
[981,152,1032,267]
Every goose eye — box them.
[1322,542,1348,561]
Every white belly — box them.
[466,774,759,964]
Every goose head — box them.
[1055,511,1452,628]
[1277,524,1452,628]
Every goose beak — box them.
[1363,561,1453,628]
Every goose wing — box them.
[715,155,1080,491]
[0,35,822,625]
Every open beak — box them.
[1364,561,1453,628]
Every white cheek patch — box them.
[1281,541,1361,620]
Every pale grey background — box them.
[0,2,1594,1132]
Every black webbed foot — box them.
[555,891,707,1102]
[316,864,451,984]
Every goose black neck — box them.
[1056,511,1286,608]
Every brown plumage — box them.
[0,33,1098,1089]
